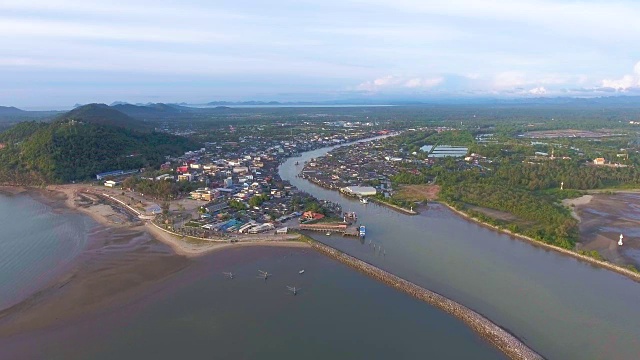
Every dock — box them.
[300,222,361,237]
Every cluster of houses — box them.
[299,138,422,197]
[153,134,367,237]
[96,125,388,238]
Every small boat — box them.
[326,231,331,236]
[360,198,369,204]
[359,225,366,238]
[299,269,305,274]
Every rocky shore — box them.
[309,240,544,360]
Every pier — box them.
[308,240,542,360]
[299,223,361,237]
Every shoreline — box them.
[44,185,126,228]
[145,221,309,257]
[45,184,309,258]
[439,201,640,283]
[561,194,593,221]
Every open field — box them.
[395,184,441,202]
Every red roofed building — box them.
[302,211,325,221]
[177,165,189,173]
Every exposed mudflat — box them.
[575,193,640,269]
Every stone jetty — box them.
[309,240,544,360]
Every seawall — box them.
[308,240,543,360]
[368,197,418,215]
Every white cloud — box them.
[601,61,640,91]
[404,77,444,88]
[492,71,571,91]
[358,75,443,91]
[493,72,527,89]
[528,86,547,95]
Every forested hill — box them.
[60,103,154,132]
[0,105,198,184]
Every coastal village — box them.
[85,126,385,242]
[88,123,640,246]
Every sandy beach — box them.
[43,184,308,257]
[145,221,309,257]
[561,194,593,221]
[0,185,309,338]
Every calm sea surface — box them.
[0,192,92,310]
[10,247,503,360]
[279,142,640,360]
[0,191,504,359]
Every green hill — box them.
[61,103,153,132]
[0,105,198,184]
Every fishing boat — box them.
[343,211,357,222]
[359,225,366,238]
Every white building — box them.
[341,186,377,197]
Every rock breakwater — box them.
[309,240,543,360]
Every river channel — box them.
[279,140,640,360]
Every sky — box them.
[2,0,640,108]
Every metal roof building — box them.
[341,186,377,196]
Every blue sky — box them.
[2,0,640,108]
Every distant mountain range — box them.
[201,96,640,107]
[2,95,640,118]
[111,103,193,117]
[0,106,27,116]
